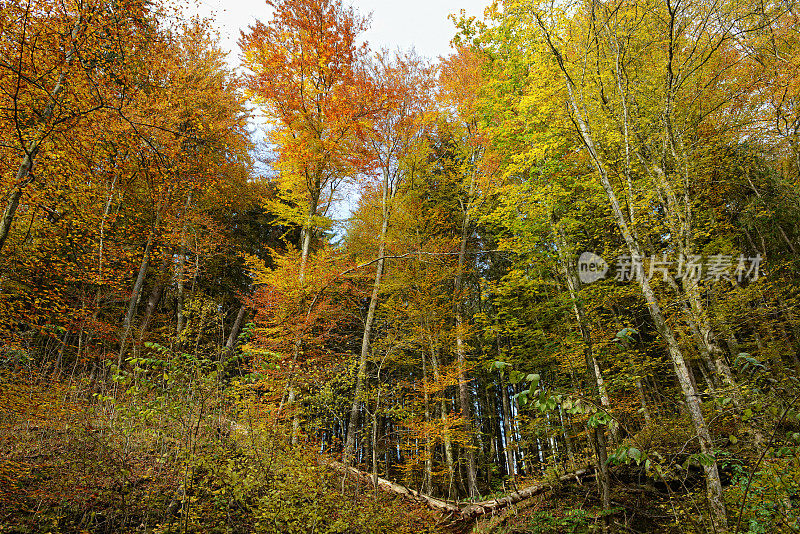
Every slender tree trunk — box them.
[474,382,487,470]
[119,226,157,364]
[86,172,119,354]
[0,160,36,254]
[432,346,456,499]
[344,177,390,465]
[696,359,718,396]
[555,226,611,524]
[744,171,796,253]
[559,407,576,471]
[536,25,728,529]
[454,169,478,499]
[372,387,382,497]
[176,192,193,337]
[684,281,740,401]
[97,172,118,284]
[499,372,516,478]
[481,382,496,486]
[636,376,653,425]
[283,201,318,443]
[642,256,726,529]
[422,347,434,495]
[223,305,247,358]
[592,351,620,445]
[287,387,300,445]
[510,377,529,476]
[384,418,392,476]
[297,208,315,287]
[489,384,506,477]
[138,257,171,340]
[0,16,83,254]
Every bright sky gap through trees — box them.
[191,0,493,65]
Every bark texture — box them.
[326,458,593,525]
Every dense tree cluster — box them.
[2,0,800,532]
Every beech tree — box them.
[343,51,434,466]
[0,0,154,253]
[435,46,489,498]
[240,0,379,444]
[240,0,375,276]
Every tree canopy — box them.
[2,0,800,532]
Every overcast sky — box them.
[187,0,492,222]
[190,0,491,67]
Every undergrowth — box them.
[0,361,442,534]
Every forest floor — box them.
[0,371,443,533]
[0,370,737,533]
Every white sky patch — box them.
[188,0,491,67]
[185,0,490,223]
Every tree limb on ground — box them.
[322,457,595,525]
[227,419,595,524]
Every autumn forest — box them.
[1,0,799,532]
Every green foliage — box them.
[524,507,608,534]
[724,448,800,532]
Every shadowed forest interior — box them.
[1,0,800,532]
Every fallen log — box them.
[324,458,595,524]
[323,459,461,515]
[226,420,595,523]
[460,468,594,521]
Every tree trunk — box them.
[119,227,157,365]
[536,24,728,530]
[422,347,434,495]
[592,351,620,445]
[327,458,593,525]
[555,225,611,519]
[499,373,516,478]
[432,346,456,499]
[298,218,313,281]
[0,159,36,254]
[287,387,300,445]
[97,172,118,284]
[175,192,193,337]
[454,169,478,499]
[284,201,318,443]
[636,376,653,425]
[223,305,247,358]
[684,281,740,403]
[138,257,172,340]
[344,180,390,465]
[372,388,381,496]
[481,382,497,486]
[0,16,83,254]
